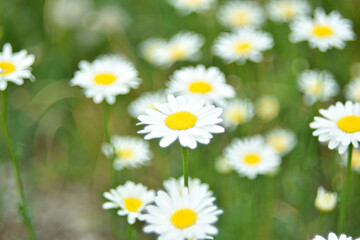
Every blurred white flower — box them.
[312,233,354,240]
[222,98,254,129]
[344,77,360,102]
[167,0,216,15]
[88,5,129,34]
[128,91,167,118]
[215,155,232,174]
[266,128,297,156]
[139,38,167,65]
[266,0,311,23]
[256,95,280,121]
[340,147,360,173]
[314,186,337,212]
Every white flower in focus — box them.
[70,55,141,104]
[344,77,360,102]
[139,38,167,65]
[256,95,280,121]
[103,181,155,224]
[310,101,360,154]
[314,186,337,212]
[266,128,297,156]
[128,91,167,118]
[163,176,213,198]
[312,233,354,240]
[340,147,360,173]
[266,0,311,23]
[102,136,152,171]
[167,0,216,15]
[218,1,264,29]
[290,8,356,52]
[166,65,235,105]
[138,94,224,149]
[297,69,339,106]
[224,135,282,179]
[0,43,35,91]
[213,28,274,65]
[222,98,254,129]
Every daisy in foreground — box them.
[344,77,360,102]
[101,136,152,171]
[142,180,222,239]
[167,0,215,15]
[312,233,356,240]
[137,94,224,149]
[224,135,281,179]
[310,101,360,154]
[289,8,356,52]
[297,69,339,106]
[0,43,35,91]
[70,54,141,104]
[266,0,310,23]
[163,176,213,198]
[213,28,274,65]
[103,181,155,224]
[166,65,235,105]
[265,128,297,156]
[222,98,254,130]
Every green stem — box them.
[316,212,325,234]
[1,90,38,240]
[103,102,111,143]
[337,144,353,233]
[181,147,189,187]
[128,223,135,240]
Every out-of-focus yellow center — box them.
[188,81,212,94]
[234,41,253,54]
[124,198,142,212]
[353,87,360,102]
[312,24,333,37]
[170,46,187,61]
[268,136,288,154]
[0,61,16,76]
[184,0,203,7]
[117,148,134,160]
[278,2,296,19]
[337,116,360,133]
[229,9,251,27]
[94,73,117,85]
[227,109,246,124]
[244,153,261,165]
[351,149,360,169]
[165,112,197,130]
[171,208,197,229]
[306,81,323,96]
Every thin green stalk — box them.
[103,102,111,143]
[337,144,353,233]
[316,213,325,234]
[128,223,134,240]
[1,90,38,240]
[181,147,189,187]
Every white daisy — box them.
[266,128,297,156]
[256,95,280,121]
[102,181,155,224]
[167,0,215,15]
[137,94,224,149]
[224,135,281,179]
[289,8,356,52]
[340,147,360,173]
[222,98,254,129]
[314,186,337,212]
[310,101,360,154]
[128,91,167,119]
[70,55,141,104]
[213,28,274,65]
[218,1,264,29]
[166,65,235,105]
[139,38,167,65]
[266,0,311,23]
[312,233,354,240]
[0,43,35,91]
[101,136,152,171]
[344,77,360,102]
[142,181,222,240]
[163,176,213,198]
[152,32,204,68]
[297,69,339,106]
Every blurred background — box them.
[0,0,360,239]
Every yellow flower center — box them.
[94,73,117,85]
[165,111,197,130]
[337,115,360,133]
[229,10,251,27]
[268,136,288,154]
[0,61,16,76]
[184,0,203,7]
[227,109,246,124]
[234,41,253,54]
[171,208,197,229]
[244,153,261,165]
[116,148,134,160]
[188,81,212,94]
[170,46,187,61]
[279,2,296,19]
[124,198,142,212]
[312,24,334,37]
[306,81,323,96]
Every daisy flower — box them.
[289,8,356,52]
[0,43,35,91]
[166,65,235,105]
[102,181,155,224]
[215,155,232,174]
[224,135,281,179]
[101,136,152,171]
[266,0,311,23]
[340,147,360,173]
[344,77,360,102]
[312,233,355,240]
[152,32,204,68]
[167,0,215,15]
[70,55,141,104]
[139,38,167,65]
[266,128,297,156]
[222,98,254,129]
[142,181,222,239]
[297,69,339,106]
[218,1,264,29]
[256,95,280,121]
[310,101,360,154]
[163,176,213,197]
[213,28,274,65]
[137,94,224,149]
[314,186,337,212]
[128,91,167,118]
